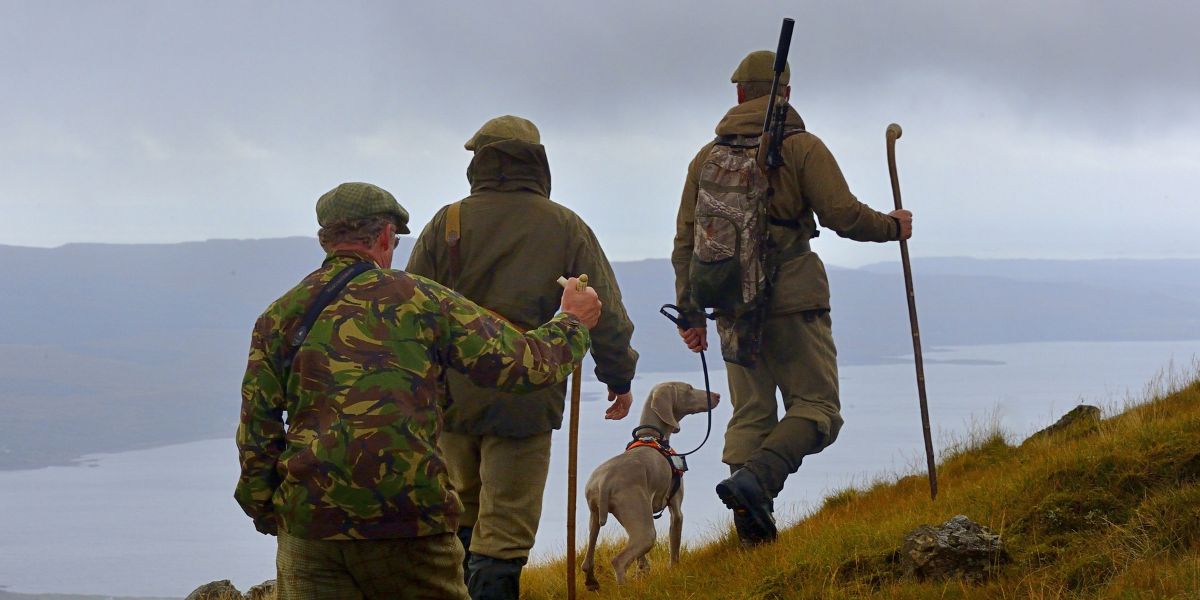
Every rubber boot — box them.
[466,554,525,600]
[456,527,473,585]
[742,417,823,498]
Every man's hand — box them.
[679,327,708,353]
[561,277,602,328]
[889,209,913,240]
[605,389,632,420]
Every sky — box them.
[1,1,1197,267]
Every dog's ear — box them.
[649,384,681,433]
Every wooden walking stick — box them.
[886,123,938,500]
[559,274,588,600]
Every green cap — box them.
[731,50,790,85]
[464,115,541,151]
[316,182,410,234]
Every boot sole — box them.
[715,480,777,543]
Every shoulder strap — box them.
[445,201,463,288]
[280,261,375,379]
[713,134,762,148]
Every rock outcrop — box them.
[901,514,1009,583]
[245,579,276,600]
[186,579,275,600]
[185,580,240,600]
[1023,404,1101,445]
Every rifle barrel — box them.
[774,18,795,70]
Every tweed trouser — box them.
[276,531,467,600]
[723,310,844,466]
[439,431,552,561]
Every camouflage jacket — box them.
[235,251,590,540]
[406,139,638,437]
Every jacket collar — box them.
[715,94,805,136]
[323,249,378,268]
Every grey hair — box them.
[318,214,394,251]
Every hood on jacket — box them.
[715,95,805,137]
[466,138,552,197]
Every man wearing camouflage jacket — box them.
[236,182,601,600]
[672,52,913,546]
[407,115,638,599]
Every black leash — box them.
[659,304,715,457]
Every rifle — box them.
[757,17,796,172]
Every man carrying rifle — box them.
[671,50,914,546]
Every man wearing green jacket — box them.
[236,182,601,599]
[672,52,914,546]
[407,116,639,599]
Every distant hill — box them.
[0,591,176,600]
[1,239,1198,470]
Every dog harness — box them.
[625,426,687,519]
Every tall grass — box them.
[523,367,1200,599]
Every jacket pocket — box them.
[690,212,744,311]
[768,252,831,315]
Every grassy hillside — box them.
[519,370,1200,599]
[186,370,1199,599]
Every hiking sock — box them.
[742,418,822,498]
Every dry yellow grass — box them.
[521,368,1200,599]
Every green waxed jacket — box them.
[672,95,900,322]
[407,139,638,438]
[235,251,590,540]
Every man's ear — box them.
[376,223,395,252]
[649,385,681,434]
[782,84,791,102]
[736,83,747,104]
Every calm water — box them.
[1,340,1197,597]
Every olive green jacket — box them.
[672,96,900,321]
[407,139,638,437]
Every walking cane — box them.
[558,274,588,600]
[886,123,938,500]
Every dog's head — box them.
[645,381,721,434]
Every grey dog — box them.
[580,381,719,590]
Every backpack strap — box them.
[714,134,763,148]
[713,127,806,149]
[445,201,463,288]
[280,261,375,381]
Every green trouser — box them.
[439,431,552,561]
[725,310,844,497]
[276,531,467,600]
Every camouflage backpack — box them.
[689,130,801,365]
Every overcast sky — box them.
[2,1,1197,266]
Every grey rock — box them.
[185,580,241,600]
[1024,405,1101,444]
[901,515,1009,583]
[245,579,276,600]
